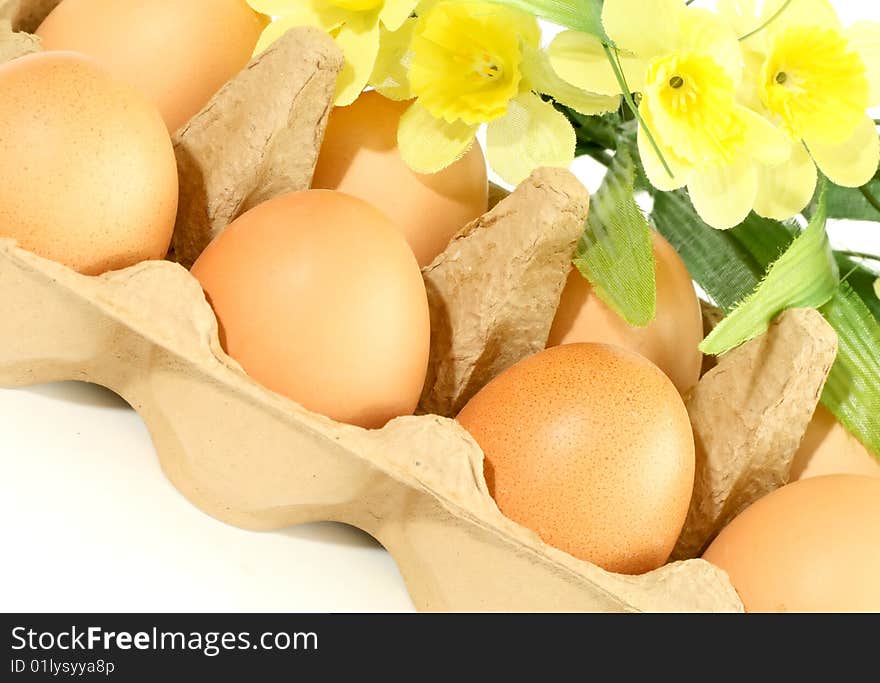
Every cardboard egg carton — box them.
[2,0,839,612]
[0,237,743,612]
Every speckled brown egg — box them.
[37,0,267,132]
[0,51,178,275]
[312,91,489,267]
[457,343,696,574]
[191,190,430,430]
[547,231,703,394]
[703,475,880,612]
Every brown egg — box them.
[457,343,695,574]
[191,190,430,430]
[548,231,703,394]
[703,475,880,612]
[790,406,880,480]
[37,0,266,132]
[312,91,489,267]
[0,52,178,275]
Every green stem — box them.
[839,263,862,285]
[601,44,673,178]
[859,185,880,214]
[739,0,793,41]
[837,249,880,264]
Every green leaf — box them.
[561,106,623,168]
[700,186,839,355]
[488,0,607,39]
[729,214,798,267]
[819,285,880,458]
[563,106,623,152]
[827,178,880,222]
[651,190,764,312]
[572,145,656,326]
[875,277,880,300]
[727,214,880,323]
[836,254,880,323]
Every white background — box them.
[1,1,878,613]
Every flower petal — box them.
[637,106,692,191]
[806,115,880,188]
[717,0,760,39]
[334,16,381,106]
[758,0,841,37]
[379,0,418,32]
[754,142,817,220]
[398,102,477,173]
[741,107,790,165]
[848,21,880,107]
[688,156,758,230]
[736,49,768,111]
[602,0,684,56]
[521,45,620,116]
[674,8,743,86]
[637,130,691,192]
[414,0,441,13]
[486,92,575,185]
[547,30,644,96]
[369,18,416,101]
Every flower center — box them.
[329,0,383,11]
[644,52,747,166]
[761,26,868,144]
[476,53,503,80]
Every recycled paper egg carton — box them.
[0,0,747,612]
[0,238,745,612]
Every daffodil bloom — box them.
[371,1,619,183]
[549,0,789,229]
[246,0,419,106]
[719,0,880,220]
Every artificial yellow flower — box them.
[372,1,619,183]
[719,0,880,220]
[549,0,789,229]
[246,0,419,105]
[369,17,418,101]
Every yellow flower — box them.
[410,2,534,124]
[720,0,880,220]
[374,1,618,184]
[246,0,419,105]
[548,0,789,229]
